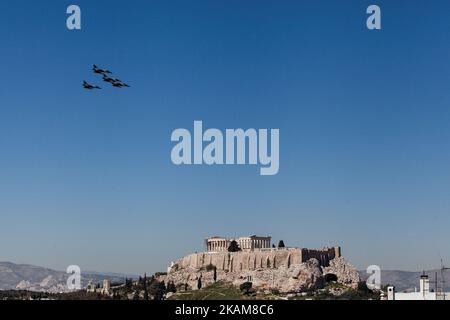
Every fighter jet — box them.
[112,81,130,88]
[83,81,101,90]
[93,65,112,75]
[102,74,116,84]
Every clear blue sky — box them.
[1,0,450,275]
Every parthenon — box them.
[205,235,272,252]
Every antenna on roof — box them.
[440,258,450,300]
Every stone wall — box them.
[171,247,340,273]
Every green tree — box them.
[228,240,242,252]
[143,285,149,300]
[239,282,253,295]
[167,281,177,293]
[158,281,167,300]
[213,266,217,282]
[149,280,166,300]
[277,240,285,248]
[125,278,133,291]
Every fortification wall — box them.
[171,247,340,273]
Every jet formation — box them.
[83,65,130,90]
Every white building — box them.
[205,235,272,252]
[387,273,450,300]
[86,279,111,295]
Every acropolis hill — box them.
[160,235,360,293]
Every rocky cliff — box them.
[161,248,360,293]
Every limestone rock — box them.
[322,256,360,289]
[162,258,325,294]
[161,248,359,294]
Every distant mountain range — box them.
[0,262,137,293]
[359,269,450,292]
